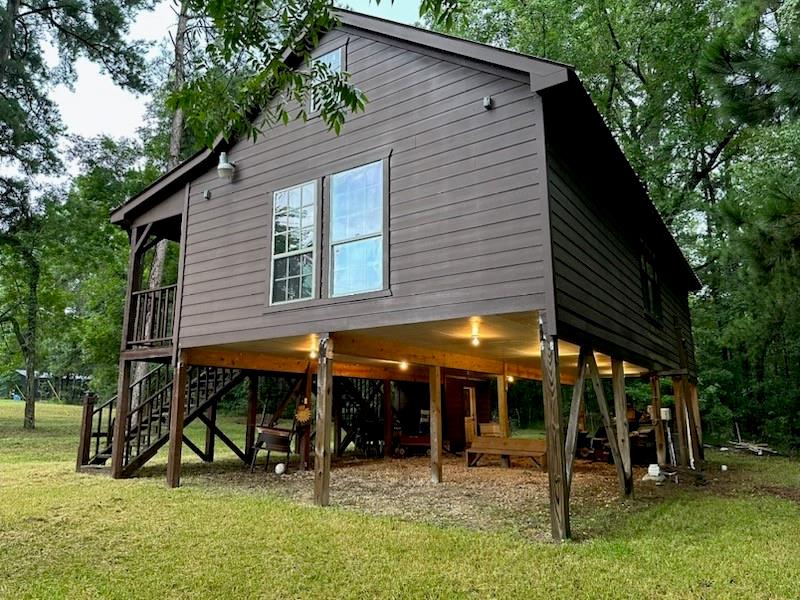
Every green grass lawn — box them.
[1,399,799,599]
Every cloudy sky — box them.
[50,1,422,141]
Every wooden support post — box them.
[496,374,511,467]
[76,392,96,471]
[688,381,704,461]
[333,393,342,457]
[300,366,313,470]
[429,366,443,484]
[539,316,569,541]
[245,373,259,462]
[383,379,393,458]
[110,360,131,479]
[497,374,510,438]
[611,359,633,496]
[564,349,588,489]
[587,353,627,496]
[313,335,334,506]
[166,353,189,488]
[672,376,689,467]
[203,400,217,463]
[650,375,667,466]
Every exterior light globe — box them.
[217,152,236,180]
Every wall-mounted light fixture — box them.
[309,335,319,359]
[506,375,514,383]
[217,152,236,180]
[399,360,409,371]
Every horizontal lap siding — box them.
[179,30,547,346]
[548,153,695,371]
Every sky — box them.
[50,1,422,141]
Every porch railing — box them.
[129,284,177,347]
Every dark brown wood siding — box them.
[179,29,548,347]
[546,149,696,373]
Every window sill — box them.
[263,288,392,315]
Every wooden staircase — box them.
[77,364,244,477]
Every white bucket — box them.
[647,464,661,478]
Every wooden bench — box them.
[466,436,547,470]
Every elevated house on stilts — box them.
[77,10,702,540]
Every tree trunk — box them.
[23,255,39,429]
[0,0,20,85]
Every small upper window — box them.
[310,48,342,113]
[330,161,384,297]
[640,249,663,322]
[271,181,316,304]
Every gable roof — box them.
[110,9,700,291]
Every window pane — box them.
[273,257,288,278]
[287,229,300,252]
[287,277,301,301]
[301,275,313,298]
[332,237,383,296]
[301,254,313,275]
[288,254,302,277]
[272,279,286,304]
[331,161,383,243]
[273,233,286,255]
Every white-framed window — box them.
[310,47,343,113]
[270,180,317,304]
[330,161,384,297]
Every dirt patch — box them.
[759,485,800,504]
[181,454,645,539]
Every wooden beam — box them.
[245,373,258,462]
[76,392,95,471]
[383,379,392,458]
[650,375,667,466]
[429,365,443,484]
[333,391,343,457]
[184,346,427,382]
[120,227,145,352]
[497,375,510,438]
[314,335,334,506]
[203,399,217,463]
[496,374,510,468]
[111,359,131,479]
[672,376,689,467]
[586,352,627,496]
[196,412,248,463]
[186,348,309,373]
[539,316,569,541]
[171,182,191,366]
[564,349,588,488]
[611,358,633,496]
[332,334,554,383]
[300,365,313,470]
[688,381,704,461]
[183,434,208,461]
[166,352,189,488]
